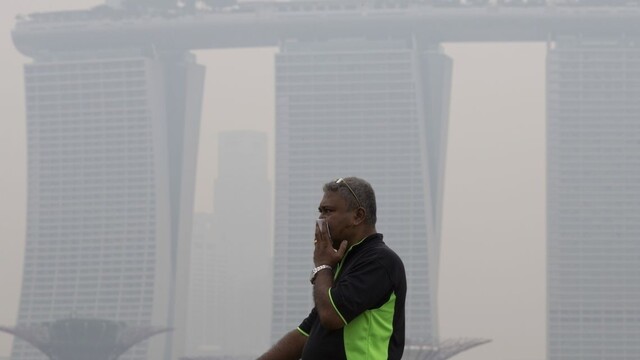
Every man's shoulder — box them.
[358,237,405,275]
[368,235,403,262]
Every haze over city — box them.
[3,1,568,359]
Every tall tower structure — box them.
[186,213,217,356]
[547,36,640,360]
[13,49,204,360]
[271,38,452,345]
[210,130,273,356]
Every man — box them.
[258,177,407,360]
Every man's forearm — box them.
[312,269,345,330]
[257,329,306,360]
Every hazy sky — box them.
[0,2,546,360]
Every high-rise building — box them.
[13,49,204,360]
[186,213,217,357]
[271,38,452,345]
[547,36,640,360]
[206,130,272,356]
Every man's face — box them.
[317,191,355,249]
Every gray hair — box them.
[323,176,377,226]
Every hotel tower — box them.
[547,36,640,360]
[13,49,204,360]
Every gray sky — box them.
[0,2,546,359]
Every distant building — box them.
[271,38,452,345]
[547,35,640,360]
[186,213,218,356]
[203,131,272,357]
[13,49,204,360]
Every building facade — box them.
[13,49,204,360]
[271,38,452,345]
[186,131,273,357]
[547,36,640,360]
[186,213,218,357]
[209,131,273,356]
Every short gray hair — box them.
[323,177,377,226]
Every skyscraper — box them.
[271,38,452,345]
[13,49,204,360]
[186,212,218,357]
[207,130,272,356]
[547,36,640,360]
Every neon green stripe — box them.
[343,292,396,360]
[334,260,343,280]
[334,236,369,279]
[296,327,309,337]
[328,288,348,325]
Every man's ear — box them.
[353,207,366,226]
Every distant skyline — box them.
[1,2,545,360]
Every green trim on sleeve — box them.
[296,327,310,337]
[328,288,348,325]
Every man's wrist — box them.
[310,264,332,284]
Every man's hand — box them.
[312,219,349,330]
[313,220,347,268]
